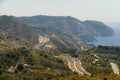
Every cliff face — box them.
[18,15,114,42]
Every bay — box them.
[87,23,120,46]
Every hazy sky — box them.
[0,0,120,22]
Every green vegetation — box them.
[1,46,120,80]
[0,47,71,80]
[51,73,120,80]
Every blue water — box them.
[87,23,120,46]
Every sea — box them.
[87,23,120,46]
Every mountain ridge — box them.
[18,15,114,42]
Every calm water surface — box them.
[87,24,120,46]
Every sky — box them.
[0,0,120,22]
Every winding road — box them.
[110,62,119,75]
[61,56,91,76]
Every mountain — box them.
[0,15,114,51]
[18,15,114,42]
[83,20,114,36]
[0,15,39,44]
[0,15,83,51]
[0,15,114,50]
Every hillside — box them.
[53,46,120,80]
[0,48,71,80]
[0,30,32,51]
[0,15,39,44]
[0,46,120,80]
[18,15,114,42]
[83,20,114,36]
